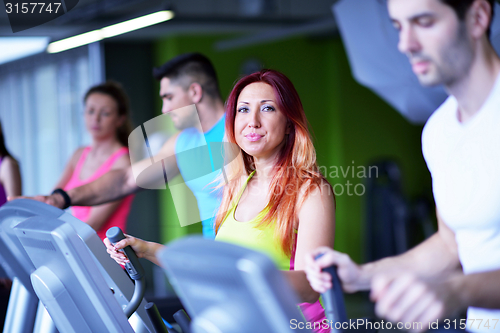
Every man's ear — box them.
[189,82,203,104]
[468,0,493,39]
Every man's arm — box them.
[48,167,137,208]
[370,212,500,330]
[361,210,460,282]
[306,209,461,293]
[23,133,181,208]
[458,270,500,309]
[79,153,132,231]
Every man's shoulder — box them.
[204,114,226,141]
[421,95,455,171]
[422,95,455,140]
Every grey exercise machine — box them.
[0,199,154,333]
[13,217,171,333]
[159,238,376,333]
[158,236,311,333]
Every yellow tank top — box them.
[215,171,292,270]
[215,170,328,332]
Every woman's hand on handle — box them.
[103,235,165,267]
[305,246,365,294]
[104,234,146,264]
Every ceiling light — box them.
[102,10,174,38]
[0,37,49,64]
[47,30,102,53]
[47,10,174,54]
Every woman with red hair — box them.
[106,69,335,332]
[214,69,335,331]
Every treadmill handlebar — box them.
[106,226,145,280]
[314,253,348,333]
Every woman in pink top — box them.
[53,81,134,241]
[0,121,22,290]
[0,121,22,206]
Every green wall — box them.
[153,34,432,264]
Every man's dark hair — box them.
[153,53,221,100]
[440,0,496,38]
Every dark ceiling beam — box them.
[214,17,337,51]
[53,0,162,24]
[0,16,332,39]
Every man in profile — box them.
[306,0,500,331]
[25,53,227,239]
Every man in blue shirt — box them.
[33,53,226,238]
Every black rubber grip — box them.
[144,302,172,333]
[314,253,348,332]
[106,227,145,280]
[173,309,191,333]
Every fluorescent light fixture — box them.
[0,37,49,65]
[102,10,174,38]
[48,30,102,53]
[47,10,174,54]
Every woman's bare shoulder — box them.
[298,177,333,201]
[0,155,20,174]
[110,148,131,170]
